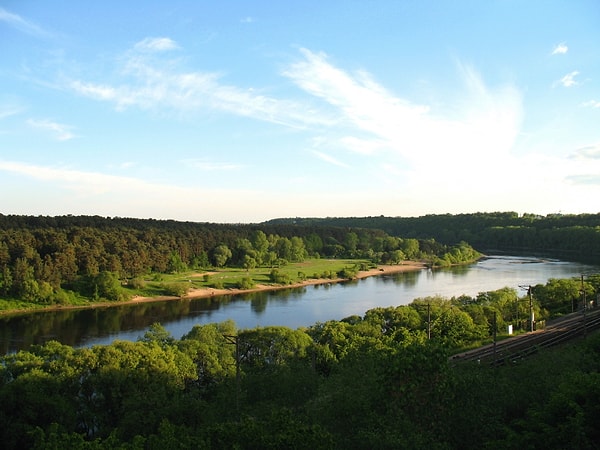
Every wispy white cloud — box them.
[27,119,76,141]
[552,43,568,55]
[0,7,49,37]
[556,71,579,87]
[240,17,254,23]
[0,104,25,120]
[70,81,119,101]
[0,160,189,196]
[582,100,600,109]
[134,37,179,52]
[570,144,600,160]
[68,42,332,128]
[565,174,600,185]
[285,48,522,173]
[0,160,288,222]
[311,150,350,168]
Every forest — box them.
[264,212,600,262]
[1,213,600,448]
[1,277,600,449]
[0,214,480,307]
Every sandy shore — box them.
[131,262,427,304]
[0,262,426,315]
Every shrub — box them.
[163,282,189,297]
[270,269,291,284]
[237,277,255,290]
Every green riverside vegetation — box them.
[1,212,599,448]
[0,214,481,312]
[1,277,599,449]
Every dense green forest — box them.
[2,277,600,449]
[0,214,480,307]
[2,213,600,448]
[264,212,600,262]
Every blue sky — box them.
[1,1,599,223]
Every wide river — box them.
[1,255,598,354]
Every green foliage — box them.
[336,265,359,279]
[77,271,129,302]
[1,312,600,448]
[237,276,255,290]
[0,213,490,309]
[162,281,189,297]
[269,268,291,284]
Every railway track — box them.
[450,308,600,366]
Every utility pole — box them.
[519,285,534,332]
[528,285,534,332]
[493,311,497,365]
[427,303,431,340]
[581,275,587,339]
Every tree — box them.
[167,251,187,274]
[251,230,269,266]
[140,323,175,347]
[85,271,127,302]
[211,244,231,268]
[344,232,359,257]
[179,320,237,389]
[11,258,40,302]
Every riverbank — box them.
[131,262,427,304]
[0,262,427,317]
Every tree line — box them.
[264,212,600,262]
[1,274,599,448]
[0,214,480,305]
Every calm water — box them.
[1,255,598,353]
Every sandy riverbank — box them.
[131,262,427,304]
[0,262,427,316]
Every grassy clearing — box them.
[132,258,374,295]
[0,259,376,313]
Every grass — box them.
[133,258,374,294]
[0,259,376,314]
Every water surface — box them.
[0,255,597,353]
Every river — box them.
[0,255,598,354]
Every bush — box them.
[163,282,189,297]
[237,277,255,290]
[270,269,291,284]
[129,278,146,289]
[337,266,358,279]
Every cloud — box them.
[582,100,600,109]
[70,81,119,101]
[552,43,568,55]
[0,160,189,196]
[68,42,332,128]
[570,144,600,160]
[0,159,291,222]
[0,7,49,37]
[27,119,76,141]
[565,174,600,186]
[311,150,350,168]
[134,37,179,52]
[0,104,25,120]
[240,17,254,23]
[284,48,522,171]
[556,71,579,87]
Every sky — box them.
[1,1,599,223]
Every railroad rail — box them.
[450,308,600,367]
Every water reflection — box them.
[0,255,598,353]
